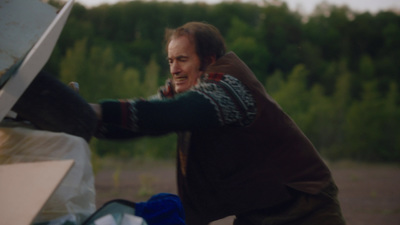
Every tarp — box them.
[0,122,96,224]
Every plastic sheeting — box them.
[0,121,96,224]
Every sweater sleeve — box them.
[96,75,256,139]
[96,91,220,138]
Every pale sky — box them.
[75,0,400,14]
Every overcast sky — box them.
[75,0,400,14]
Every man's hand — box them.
[159,79,175,98]
[68,82,79,93]
[90,103,102,120]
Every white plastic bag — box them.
[0,121,96,224]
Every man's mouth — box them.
[174,75,188,84]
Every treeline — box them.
[46,0,400,162]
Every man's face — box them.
[168,35,203,94]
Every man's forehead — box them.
[168,36,195,56]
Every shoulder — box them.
[191,73,257,126]
[194,73,254,103]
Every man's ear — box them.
[207,55,216,65]
[202,55,216,70]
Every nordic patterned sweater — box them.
[96,73,257,139]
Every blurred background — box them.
[45,0,400,163]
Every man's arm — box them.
[11,71,97,142]
[93,91,220,139]
[92,75,256,140]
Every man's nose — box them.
[170,61,181,75]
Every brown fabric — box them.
[233,181,346,225]
[177,52,334,224]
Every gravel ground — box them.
[94,159,400,225]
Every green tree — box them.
[301,84,333,151]
[59,38,88,85]
[380,83,400,161]
[227,17,270,81]
[270,64,310,130]
[265,69,285,95]
[297,41,327,88]
[142,55,161,97]
[209,2,261,36]
[344,80,398,161]
[323,69,352,159]
[258,2,302,74]
[377,21,400,86]
[114,67,141,98]
[358,54,375,80]
[309,3,352,59]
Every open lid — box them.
[0,0,74,121]
[0,160,75,225]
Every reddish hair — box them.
[165,22,226,70]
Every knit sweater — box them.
[96,74,256,139]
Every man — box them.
[91,22,345,225]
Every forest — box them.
[45,0,400,162]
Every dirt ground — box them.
[94,159,400,225]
